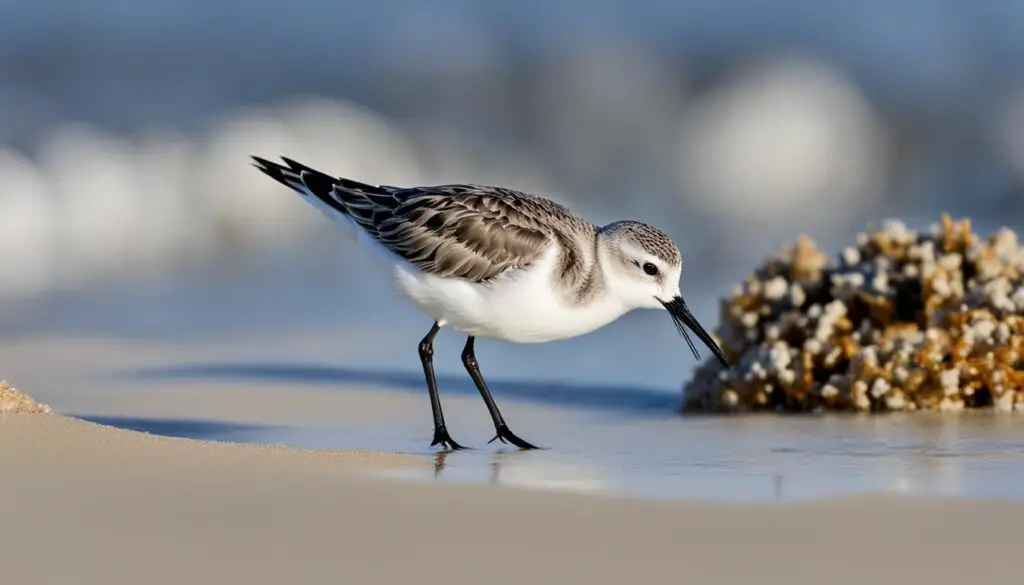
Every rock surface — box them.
[0,381,52,414]
[685,214,1024,413]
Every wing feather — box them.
[253,156,584,284]
[358,187,563,282]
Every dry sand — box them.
[2,411,1024,585]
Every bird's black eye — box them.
[642,262,659,276]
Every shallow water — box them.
[83,395,1024,502]
[8,287,1024,503]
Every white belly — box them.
[292,189,628,340]
[389,246,630,343]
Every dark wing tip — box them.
[250,155,275,171]
[250,155,293,186]
[280,156,317,175]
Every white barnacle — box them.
[778,369,797,386]
[763,276,788,300]
[852,380,871,410]
[984,277,1015,312]
[882,219,915,244]
[722,389,740,408]
[1012,286,1024,312]
[789,283,806,307]
[932,273,952,298]
[917,240,936,262]
[959,327,976,350]
[994,389,1014,412]
[894,366,909,383]
[971,319,996,344]
[870,377,890,398]
[740,311,759,328]
[861,346,879,367]
[813,322,834,342]
[871,272,889,293]
[939,397,965,412]
[939,368,961,396]
[804,338,824,355]
[951,279,966,299]
[823,345,843,366]
[937,253,962,271]
[841,247,861,266]
[768,342,792,371]
[885,391,907,411]
[824,299,847,319]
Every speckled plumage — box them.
[600,220,682,267]
[251,156,679,307]
[251,154,728,450]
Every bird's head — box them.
[597,221,730,369]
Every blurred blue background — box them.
[4,0,1024,389]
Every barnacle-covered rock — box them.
[0,381,52,414]
[684,214,1024,413]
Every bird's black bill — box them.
[661,296,730,369]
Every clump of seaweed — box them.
[684,214,1024,413]
[0,381,53,414]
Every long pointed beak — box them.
[660,296,730,369]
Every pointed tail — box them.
[250,156,348,214]
[250,156,400,218]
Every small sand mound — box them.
[0,381,53,414]
[685,214,1024,413]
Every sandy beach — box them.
[3,0,1023,581]
[1,410,1022,585]
[3,334,1024,584]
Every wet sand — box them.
[2,412,1023,585]
[4,334,1024,584]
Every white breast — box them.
[389,245,631,343]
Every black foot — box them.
[487,424,540,450]
[430,426,467,450]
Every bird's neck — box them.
[548,227,604,306]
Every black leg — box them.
[461,336,539,450]
[419,321,465,450]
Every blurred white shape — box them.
[0,150,54,297]
[38,123,151,287]
[0,96,426,297]
[676,54,887,224]
[197,106,321,252]
[123,127,213,279]
[274,96,423,187]
[198,98,424,253]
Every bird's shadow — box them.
[75,415,277,442]
[120,361,681,417]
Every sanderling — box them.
[251,155,730,450]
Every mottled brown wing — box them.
[360,186,558,282]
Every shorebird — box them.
[251,156,730,450]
